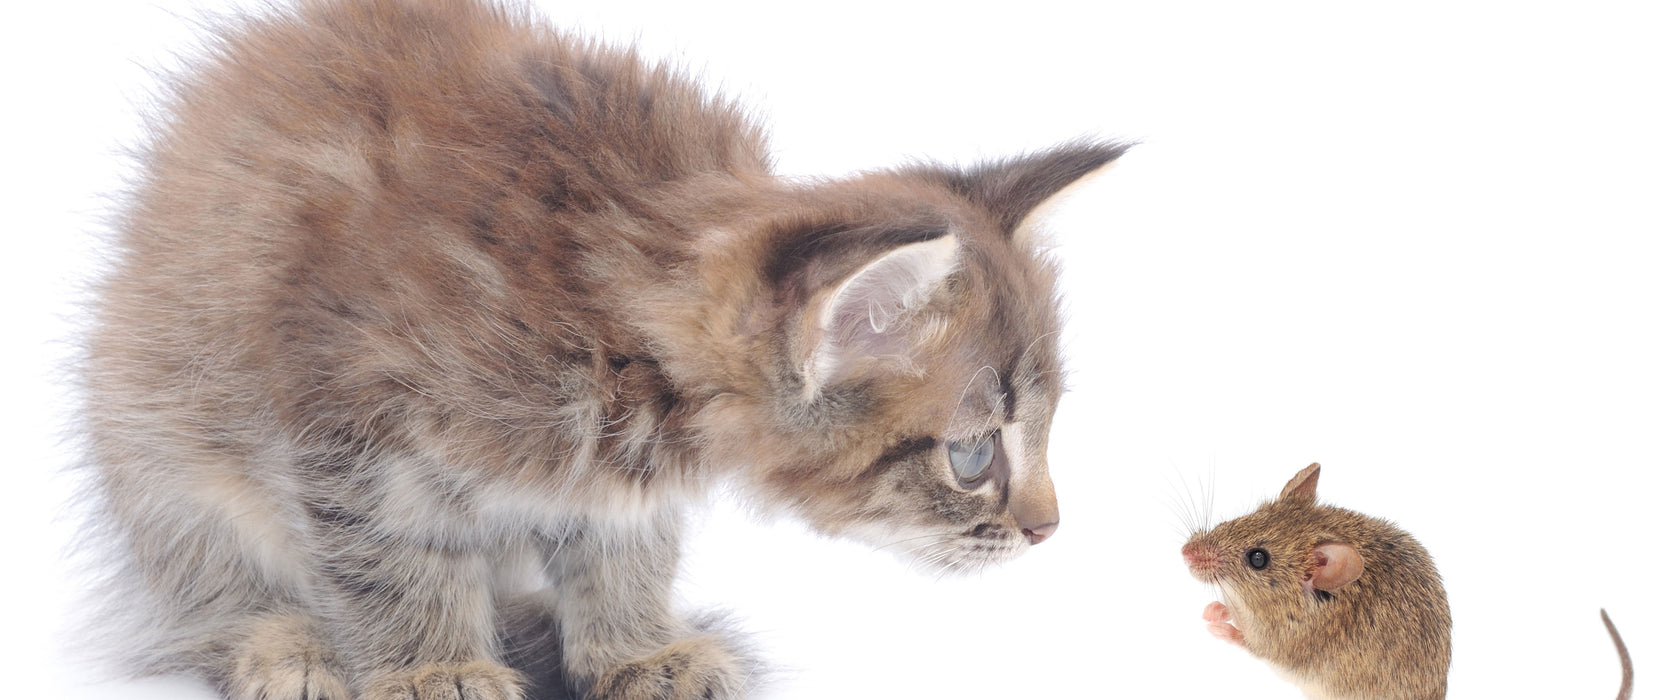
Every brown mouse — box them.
[1181,462,1450,700]
[1181,463,1635,700]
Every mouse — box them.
[1181,462,1635,700]
[1181,462,1450,700]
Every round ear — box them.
[1307,542,1364,592]
[1279,462,1321,503]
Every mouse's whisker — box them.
[1167,467,1209,538]
[1200,460,1217,533]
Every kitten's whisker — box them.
[1019,330,1059,364]
[932,550,969,581]
[870,532,950,553]
[915,544,962,574]
[944,365,1001,437]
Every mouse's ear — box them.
[1307,542,1364,592]
[1280,463,1321,503]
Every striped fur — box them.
[78,1,1125,698]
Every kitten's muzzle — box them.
[1021,520,1057,545]
[999,424,1058,545]
[1008,487,1059,545]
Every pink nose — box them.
[1182,540,1220,580]
[1022,521,1058,545]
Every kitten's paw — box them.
[590,635,749,700]
[227,613,351,700]
[363,661,525,700]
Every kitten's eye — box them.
[1245,548,1270,570]
[947,433,996,484]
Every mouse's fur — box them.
[1182,463,1451,700]
[1602,610,1634,700]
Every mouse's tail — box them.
[1601,609,1632,700]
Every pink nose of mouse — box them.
[1022,521,1057,545]
[1182,540,1219,580]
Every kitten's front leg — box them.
[547,512,754,700]
[312,518,525,700]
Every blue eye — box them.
[947,433,996,484]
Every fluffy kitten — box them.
[79,1,1124,698]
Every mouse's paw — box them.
[1207,621,1246,646]
[1201,601,1245,647]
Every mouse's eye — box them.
[1245,548,1270,570]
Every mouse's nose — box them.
[1182,539,1220,581]
[1021,520,1058,545]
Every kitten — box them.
[79,1,1124,699]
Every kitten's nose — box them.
[1008,476,1059,545]
[1021,520,1057,545]
[1003,433,1058,546]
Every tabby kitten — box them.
[80,1,1124,699]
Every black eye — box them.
[1245,548,1270,570]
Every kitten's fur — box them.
[79,1,1125,698]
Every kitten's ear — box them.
[1280,463,1321,503]
[803,234,959,394]
[932,139,1129,240]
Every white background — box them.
[5,1,1676,698]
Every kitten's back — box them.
[82,0,772,676]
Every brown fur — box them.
[1182,464,1452,700]
[79,1,1125,698]
[1602,610,1634,700]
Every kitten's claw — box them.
[363,661,525,700]
[591,634,748,700]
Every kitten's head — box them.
[704,140,1125,575]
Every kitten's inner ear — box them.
[803,235,959,395]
